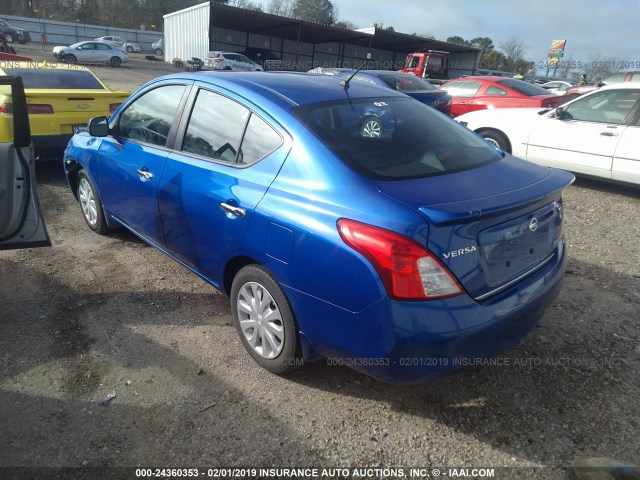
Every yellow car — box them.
[0,61,129,159]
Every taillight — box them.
[109,103,121,113]
[28,104,54,114]
[337,219,463,300]
[0,103,53,114]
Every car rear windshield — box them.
[497,79,550,96]
[4,69,105,89]
[294,97,501,180]
[375,73,436,91]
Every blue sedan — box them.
[64,72,573,383]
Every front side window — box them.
[117,84,186,147]
[562,90,640,124]
[294,97,501,180]
[182,89,249,162]
[79,43,95,50]
[497,79,549,96]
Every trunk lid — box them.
[376,156,574,299]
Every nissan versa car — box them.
[64,72,574,383]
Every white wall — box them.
[164,1,210,62]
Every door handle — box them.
[600,132,619,137]
[220,202,246,218]
[136,168,154,180]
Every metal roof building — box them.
[164,2,481,75]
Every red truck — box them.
[399,50,449,84]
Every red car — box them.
[441,76,562,117]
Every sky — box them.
[258,0,640,73]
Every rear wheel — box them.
[110,56,122,67]
[231,265,303,374]
[63,54,77,64]
[5,33,14,43]
[477,129,510,153]
[77,170,111,234]
[126,45,134,53]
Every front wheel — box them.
[77,170,111,234]
[477,129,511,153]
[231,265,303,374]
[126,46,134,53]
[63,54,77,64]
[154,48,162,56]
[110,56,122,67]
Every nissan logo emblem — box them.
[529,217,538,232]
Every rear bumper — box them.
[287,239,567,383]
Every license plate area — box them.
[478,202,562,287]
[73,124,88,134]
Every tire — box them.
[231,265,303,374]
[223,66,232,71]
[110,56,122,67]
[360,115,383,138]
[154,48,162,56]
[126,46,134,53]
[77,170,111,234]
[5,33,14,43]
[477,129,511,153]
[63,54,77,64]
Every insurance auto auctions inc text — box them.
[223,467,495,478]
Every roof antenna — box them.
[340,54,371,89]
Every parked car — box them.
[310,69,453,116]
[540,80,577,95]
[53,41,128,67]
[457,83,640,186]
[0,62,129,159]
[151,38,164,56]
[95,36,141,54]
[206,51,262,71]
[0,19,31,44]
[565,71,640,97]
[242,47,282,70]
[0,75,50,250]
[441,76,563,117]
[63,72,574,383]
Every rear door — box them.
[0,76,50,250]
[96,81,191,244]
[158,84,288,283]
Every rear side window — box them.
[182,89,249,163]
[294,97,501,180]
[3,69,104,89]
[118,84,186,147]
[485,86,508,96]
[239,114,282,165]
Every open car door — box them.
[0,76,50,250]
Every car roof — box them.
[158,71,406,107]
[598,82,640,91]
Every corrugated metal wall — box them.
[0,14,162,52]
[164,1,210,62]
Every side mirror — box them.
[88,116,109,137]
[550,107,564,119]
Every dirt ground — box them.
[1,43,639,479]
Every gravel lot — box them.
[1,44,639,479]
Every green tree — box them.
[480,50,508,71]
[291,0,336,25]
[469,36,494,57]
[446,36,469,46]
[266,0,292,16]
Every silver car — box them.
[95,36,141,53]
[53,41,129,67]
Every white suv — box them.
[206,52,263,71]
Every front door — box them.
[97,82,189,244]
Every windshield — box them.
[376,73,436,92]
[294,97,501,180]
[498,79,550,96]
[4,69,105,89]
